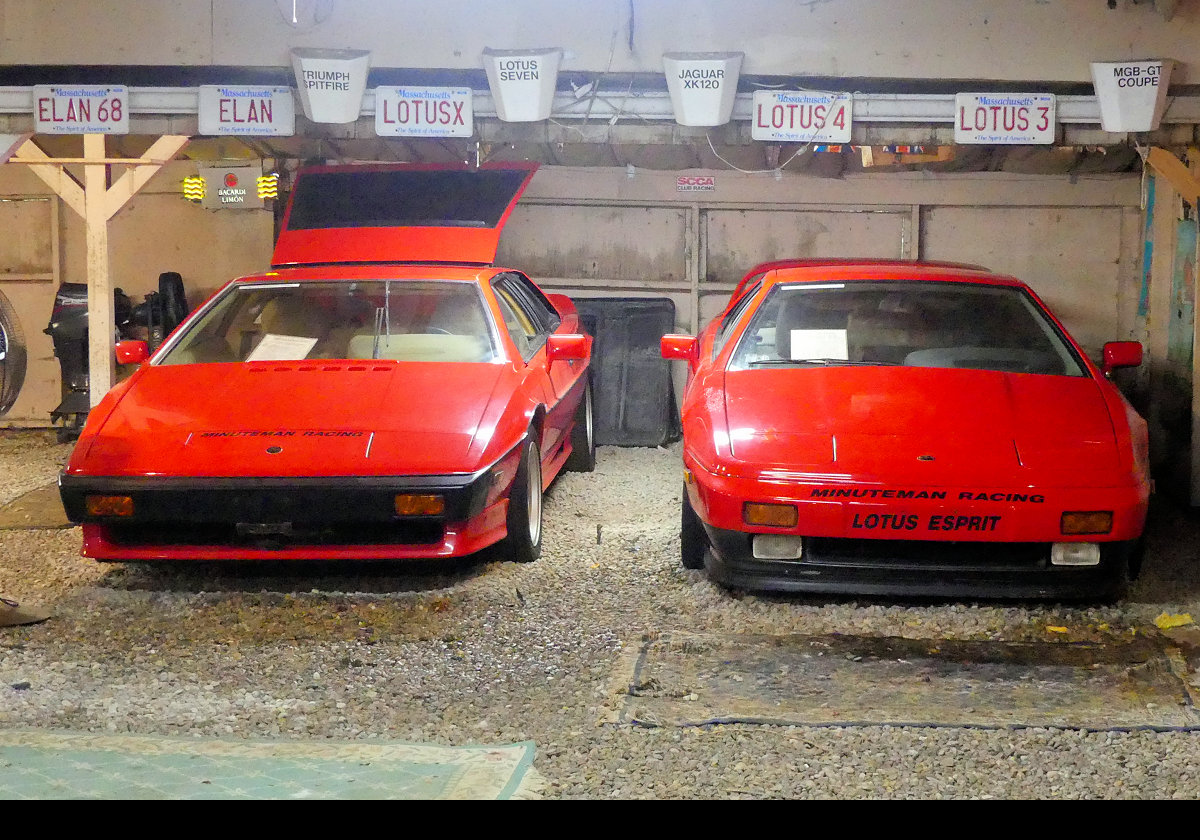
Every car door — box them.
[491,272,580,467]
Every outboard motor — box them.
[44,281,156,442]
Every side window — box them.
[506,272,561,332]
[712,281,761,358]
[493,281,541,360]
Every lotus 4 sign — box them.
[751,91,852,143]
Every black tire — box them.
[681,485,707,570]
[158,272,188,333]
[505,439,543,563]
[564,379,596,473]
[0,290,27,417]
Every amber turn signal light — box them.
[743,502,798,528]
[1060,511,1113,535]
[85,495,134,517]
[394,494,445,516]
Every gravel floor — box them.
[1,429,1199,799]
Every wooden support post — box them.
[83,134,114,406]
[9,133,189,409]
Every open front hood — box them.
[77,362,506,478]
[271,161,538,267]
[723,367,1121,486]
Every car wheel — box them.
[505,439,543,563]
[564,378,596,473]
[158,272,188,333]
[680,485,707,570]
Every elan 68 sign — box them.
[954,93,1056,145]
[751,91,852,143]
[34,85,128,134]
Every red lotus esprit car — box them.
[661,259,1149,600]
[59,162,594,563]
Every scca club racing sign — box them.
[677,175,716,193]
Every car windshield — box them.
[158,280,498,365]
[727,280,1087,376]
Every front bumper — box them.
[685,456,1149,599]
[703,525,1140,599]
[60,459,515,561]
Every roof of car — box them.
[232,263,502,285]
[755,259,1022,287]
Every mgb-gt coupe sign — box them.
[954,93,1056,144]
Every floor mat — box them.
[0,484,70,530]
[0,730,541,799]
[603,632,1200,731]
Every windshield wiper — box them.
[749,358,900,367]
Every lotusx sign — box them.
[34,85,128,134]
[482,48,562,122]
[197,165,264,210]
[198,86,295,136]
[375,86,473,137]
[290,47,370,124]
[751,90,852,143]
[953,93,1056,145]
[662,52,743,127]
[1090,60,1174,132]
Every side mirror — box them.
[660,334,698,362]
[546,293,577,318]
[547,333,590,363]
[115,340,149,366]
[1101,341,1143,377]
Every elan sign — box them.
[198,86,295,136]
[34,85,128,134]
[953,93,1056,145]
[751,91,852,143]
[375,86,473,137]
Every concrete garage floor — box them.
[0,429,1198,799]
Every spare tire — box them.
[158,271,188,333]
[0,290,27,416]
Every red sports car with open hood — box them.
[661,259,1149,600]
[60,162,594,563]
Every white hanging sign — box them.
[663,52,743,127]
[751,91,852,143]
[198,86,295,136]
[291,47,370,124]
[375,86,473,137]
[954,93,1056,145]
[33,85,128,134]
[1090,60,1174,132]
[482,48,562,122]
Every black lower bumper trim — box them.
[703,524,1136,600]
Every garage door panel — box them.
[704,209,908,284]
[498,205,688,285]
[922,206,1129,353]
[0,198,53,277]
